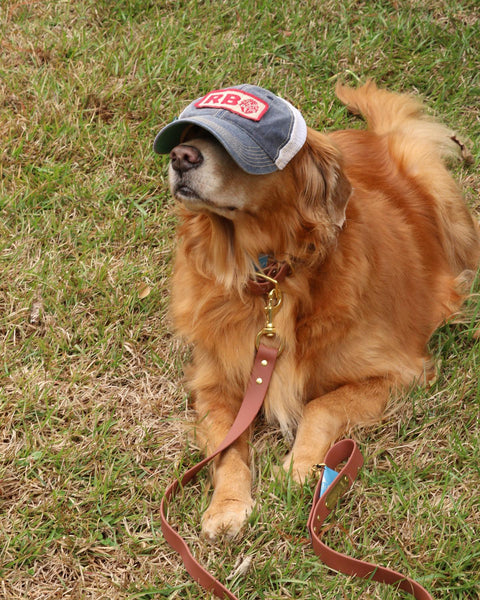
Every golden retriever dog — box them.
[157,81,479,540]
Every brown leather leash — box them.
[161,269,434,598]
[161,343,279,599]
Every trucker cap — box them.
[153,84,307,175]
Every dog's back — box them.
[332,80,480,275]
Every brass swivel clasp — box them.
[255,274,284,354]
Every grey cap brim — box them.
[153,116,280,175]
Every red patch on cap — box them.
[195,88,269,121]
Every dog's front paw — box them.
[283,445,331,484]
[201,497,253,541]
[282,452,315,484]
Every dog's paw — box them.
[282,448,331,484]
[282,453,314,484]
[201,498,253,541]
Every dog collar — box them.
[247,255,291,295]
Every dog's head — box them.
[168,124,352,232]
[156,86,352,286]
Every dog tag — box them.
[257,254,269,269]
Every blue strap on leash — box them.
[319,465,339,498]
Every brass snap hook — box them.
[255,278,284,354]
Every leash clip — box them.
[255,276,284,354]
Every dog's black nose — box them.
[170,144,203,173]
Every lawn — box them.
[1,1,479,598]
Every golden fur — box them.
[167,81,480,540]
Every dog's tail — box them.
[335,80,480,275]
[335,79,466,164]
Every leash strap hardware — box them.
[255,276,284,354]
[312,464,349,509]
[324,473,350,510]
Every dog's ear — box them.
[296,129,352,228]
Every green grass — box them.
[1,0,479,598]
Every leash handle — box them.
[309,439,434,600]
